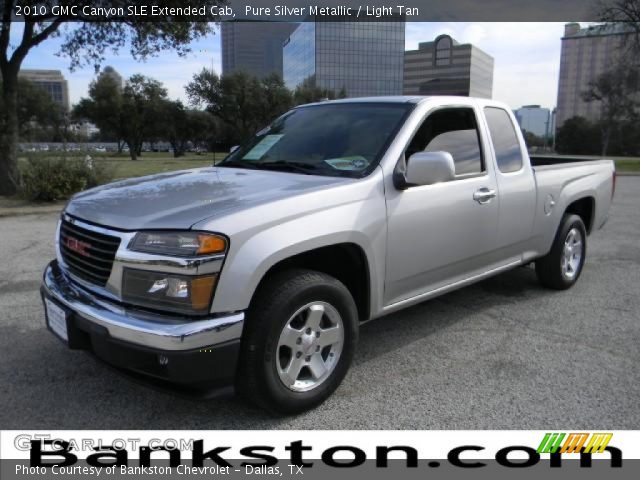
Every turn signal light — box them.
[197,235,227,255]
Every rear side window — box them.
[406,107,484,176]
[484,107,523,173]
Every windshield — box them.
[218,102,413,178]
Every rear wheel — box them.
[535,214,587,290]
[237,269,358,414]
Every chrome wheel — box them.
[561,227,583,280]
[276,301,344,392]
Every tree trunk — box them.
[0,72,20,196]
[602,125,611,156]
[125,140,137,161]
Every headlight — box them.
[122,269,217,315]
[129,232,227,257]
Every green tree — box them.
[581,62,640,155]
[555,117,602,155]
[596,2,640,62]
[186,70,292,144]
[159,103,219,158]
[522,130,545,149]
[73,73,125,151]
[187,110,217,150]
[120,75,169,160]
[0,1,221,195]
[0,77,62,139]
[257,73,293,128]
[292,76,341,105]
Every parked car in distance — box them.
[41,96,615,413]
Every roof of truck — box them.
[299,96,510,111]
[301,96,500,106]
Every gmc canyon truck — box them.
[41,97,615,413]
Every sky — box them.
[15,22,567,110]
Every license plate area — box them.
[45,297,69,343]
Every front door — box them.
[384,106,500,307]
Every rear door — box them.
[482,106,537,260]
[384,104,500,306]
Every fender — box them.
[206,182,388,316]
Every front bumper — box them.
[41,260,244,391]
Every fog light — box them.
[122,268,217,315]
[148,278,189,298]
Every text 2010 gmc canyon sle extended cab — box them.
[41,97,615,413]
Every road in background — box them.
[1,178,638,429]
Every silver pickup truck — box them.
[41,96,615,413]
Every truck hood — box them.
[65,167,352,230]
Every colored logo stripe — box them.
[537,433,566,453]
[560,433,589,453]
[537,433,613,454]
[584,433,613,453]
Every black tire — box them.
[237,269,358,414]
[535,214,587,290]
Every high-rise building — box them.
[18,69,69,111]
[556,22,635,128]
[98,66,124,90]
[403,34,494,98]
[283,20,405,97]
[514,105,553,138]
[221,21,298,78]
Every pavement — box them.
[0,177,638,429]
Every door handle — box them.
[473,188,497,204]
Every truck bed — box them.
[528,157,615,259]
[530,155,610,167]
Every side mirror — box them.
[229,145,239,154]
[404,151,455,186]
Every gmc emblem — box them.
[65,236,91,257]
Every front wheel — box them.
[237,269,358,414]
[535,214,587,290]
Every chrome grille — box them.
[59,220,121,286]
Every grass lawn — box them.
[99,153,224,179]
[18,151,228,180]
[613,158,640,172]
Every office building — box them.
[18,69,69,111]
[283,20,405,97]
[221,21,298,78]
[556,22,635,128]
[514,105,553,138]
[404,34,494,98]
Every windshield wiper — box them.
[217,160,260,170]
[256,161,319,175]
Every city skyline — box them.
[15,22,567,110]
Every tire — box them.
[535,214,587,290]
[237,269,358,414]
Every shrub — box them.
[20,156,114,201]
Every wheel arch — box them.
[564,196,595,234]
[251,243,372,322]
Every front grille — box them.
[59,220,121,286]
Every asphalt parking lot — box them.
[1,177,638,429]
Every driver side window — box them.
[406,107,484,176]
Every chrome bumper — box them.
[42,260,244,351]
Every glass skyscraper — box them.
[283,20,405,97]
[222,21,299,78]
